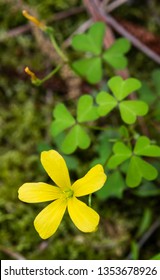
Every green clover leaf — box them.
[96,91,117,116]
[134,136,160,157]
[51,94,99,154]
[71,23,130,84]
[71,22,105,83]
[119,100,148,124]
[72,57,102,84]
[96,76,148,124]
[77,94,99,122]
[107,142,132,169]
[126,156,158,187]
[61,124,90,154]
[108,76,141,101]
[103,38,131,69]
[72,22,105,55]
[51,103,75,136]
[96,170,126,200]
[107,137,160,187]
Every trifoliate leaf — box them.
[103,38,131,69]
[96,170,126,200]
[119,100,148,124]
[126,156,158,187]
[51,103,75,136]
[61,124,90,154]
[103,53,128,69]
[134,136,160,157]
[77,95,99,122]
[107,142,132,169]
[72,57,102,84]
[72,22,105,55]
[108,76,141,101]
[96,91,117,116]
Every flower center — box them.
[63,189,74,199]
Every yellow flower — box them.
[18,150,107,239]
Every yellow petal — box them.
[41,150,71,190]
[18,183,62,203]
[68,196,100,232]
[34,198,67,239]
[72,164,107,197]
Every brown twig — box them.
[63,19,93,48]
[106,0,129,13]
[83,0,150,136]
[48,6,85,22]
[0,245,26,260]
[83,0,160,64]
[0,25,30,42]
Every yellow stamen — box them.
[22,10,45,29]
[25,67,37,81]
[64,189,74,199]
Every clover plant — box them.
[71,22,131,83]
[108,136,160,187]
[23,13,160,197]
[51,95,99,154]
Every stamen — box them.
[64,189,74,199]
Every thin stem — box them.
[88,194,92,207]
[48,33,68,62]
[40,65,62,83]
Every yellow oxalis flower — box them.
[18,150,107,239]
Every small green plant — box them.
[96,76,148,124]
[108,136,160,187]
[71,22,130,83]
[22,11,160,191]
[51,95,99,154]
[20,11,160,247]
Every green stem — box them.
[32,65,62,86]
[88,194,92,207]
[49,34,68,63]
[41,65,62,83]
